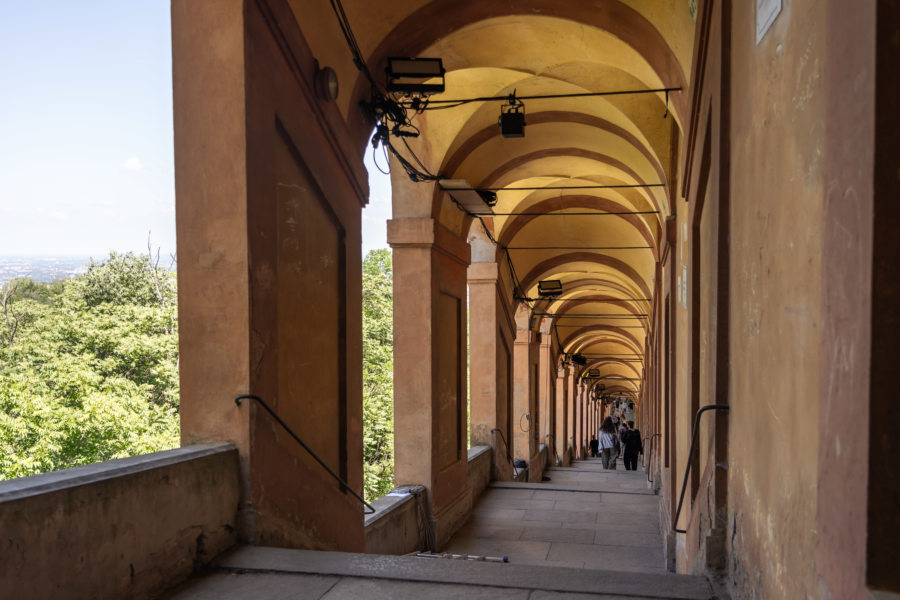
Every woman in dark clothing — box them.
[622,420,643,471]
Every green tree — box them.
[0,252,180,480]
[362,249,394,501]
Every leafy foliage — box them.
[1,248,395,504]
[362,249,394,501]
[0,253,180,479]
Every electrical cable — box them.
[371,143,390,175]
[506,246,653,250]
[472,184,666,191]
[520,413,531,433]
[397,86,683,109]
[328,0,378,90]
[487,210,660,216]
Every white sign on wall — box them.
[756,0,782,44]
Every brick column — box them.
[566,368,576,463]
[389,217,471,548]
[538,322,553,455]
[174,0,367,551]
[468,256,516,482]
[555,364,569,466]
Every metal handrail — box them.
[491,428,519,478]
[645,433,661,483]
[673,404,729,533]
[235,394,375,514]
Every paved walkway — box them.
[169,458,720,599]
[443,458,665,573]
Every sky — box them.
[0,1,390,259]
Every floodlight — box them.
[571,354,587,366]
[498,92,526,137]
[588,369,600,377]
[386,57,445,95]
[476,189,497,206]
[439,179,494,215]
[537,279,563,297]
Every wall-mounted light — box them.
[537,279,563,297]
[588,369,600,377]
[314,61,339,102]
[498,92,526,137]
[571,354,587,366]
[386,57,445,96]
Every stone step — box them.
[169,546,720,599]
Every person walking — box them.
[589,435,599,458]
[622,420,644,471]
[598,417,618,469]
[617,421,628,459]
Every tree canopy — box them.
[0,252,179,479]
[362,249,395,501]
[1,248,396,503]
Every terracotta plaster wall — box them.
[726,2,824,598]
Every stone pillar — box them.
[174,0,368,551]
[389,217,471,548]
[555,364,569,466]
[566,368,577,462]
[577,383,587,459]
[512,304,534,459]
[468,254,516,482]
[538,322,553,453]
[573,383,581,460]
[513,304,544,481]
[587,395,594,452]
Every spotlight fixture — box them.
[439,179,494,215]
[386,57,445,96]
[588,369,600,378]
[476,189,497,207]
[537,279,563,298]
[571,354,587,366]
[498,92,526,137]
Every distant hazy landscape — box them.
[0,256,93,285]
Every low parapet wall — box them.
[0,443,240,599]
[466,445,492,500]
[364,487,425,554]
[364,445,493,555]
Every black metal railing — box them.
[234,394,375,514]
[673,404,729,533]
[491,428,519,478]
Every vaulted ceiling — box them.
[290,0,696,400]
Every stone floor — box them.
[168,458,721,599]
[443,458,665,573]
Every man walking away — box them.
[622,420,643,471]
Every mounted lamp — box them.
[386,57,445,95]
[537,279,563,297]
[499,92,526,137]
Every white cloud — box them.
[122,156,144,171]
